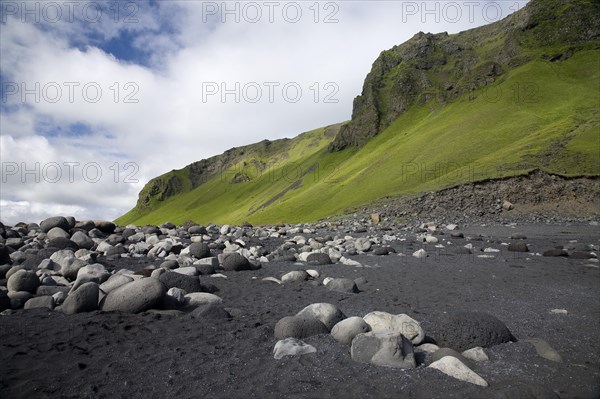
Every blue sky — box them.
[0,0,529,224]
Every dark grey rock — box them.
[8,291,33,308]
[274,315,329,339]
[0,244,11,265]
[188,225,207,235]
[37,286,70,296]
[71,231,95,250]
[40,216,70,233]
[373,247,389,256]
[435,311,514,352]
[95,221,116,234]
[195,264,215,275]
[296,303,346,330]
[24,295,55,310]
[142,225,161,235]
[105,246,127,258]
[189,242,211,259]
[65,216,76,229]
[0,264,11,279]
[21,248,56,269]
[543,249,568,257]
[62,282,99,314]
[101,278,166,313]
[509,233,527,240]
[0,291,11,311]
[159,271,201,293]
[508,242,528,252]
[106,234,124,246]
[199,283,219,294]
[306,252,332,265]
[121,228,136,240]
[7,270,40,293]
[46,227,70,240]
[351,332,416,369]
[327,278,359,293]
[5,238,24,250]
[160,260,179,270]
[47,237,79,251]
[570,251,594,259]
[222,253,251,271]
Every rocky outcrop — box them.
[328,0,600,151]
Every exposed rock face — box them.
[328,0,600,152]
[134,139,290,213]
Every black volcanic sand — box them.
[1,223,599,399]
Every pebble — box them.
[273,338,317,360]
[281,270,307,282]
[429,356,488,386]
[184,292,223,307]
[461,347,489,362]
[412,249,427,258]
[326,278,359,293]
[262,277,282,284]
[523,338,563,362]
[550,309,567,314]
[508,242,528,252]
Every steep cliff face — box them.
[328,0,600,151]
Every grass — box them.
[116,49,599,226]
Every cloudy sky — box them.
[0,0,528,225]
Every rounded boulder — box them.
[159,271,201,293]
[274,315,329,340]
[40,216,70,233]
[101,278,166,313]
[363,311,425,345]
[435,311,514,352]
[331,316,372,345]
[62,282,99,315]
[326,278,359,293]
[296,303,346,331]
[306,253,332,265]
[222,253,251,271]
[188,242,211,259]
[7,269,40,293]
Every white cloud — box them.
[0,1,528,225]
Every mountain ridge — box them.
[116,0,600,226]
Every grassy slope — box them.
[116,49,599,226]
